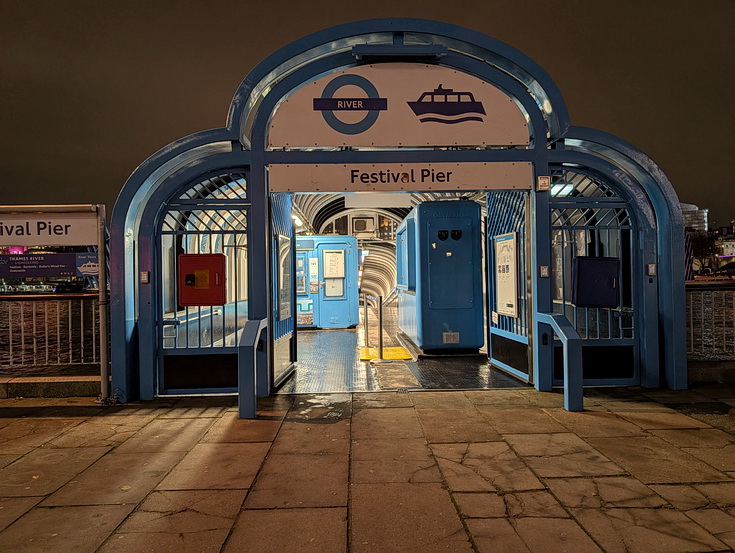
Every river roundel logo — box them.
[313,74,388,135]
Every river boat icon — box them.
[407,84,486,124]
[78,261,99,275]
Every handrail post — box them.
[537,312,584,412]
[377,295,384,361]
[363,293,369,347]
[238,318,268,419]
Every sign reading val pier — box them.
[268,63,530,148]
[0,212,98,246]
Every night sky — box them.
[1,1,733,225]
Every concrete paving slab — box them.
[224,507,347,553]
[505,433,625,477]
[112,417,215,453]
[42,451,185,506]
[45,414,155,448]
[353,391,414,409]
[351,407,424,440]
[0,389,733,552]
[288,394,352,420]
[522,392,566,408]
[245,453,348,508]
[416,409,501,443]
[514,517,603,553]
[504,490,568,518]
[686,508,735,543]
[546,476,668,509]
[0,446,109,497]
[352,458,441,484]
[465,518,532,553]
[600,401,675,413]
[478,406,568,434]
[100,489,245,553]
[682,444,735,471]
[410,391,475,410]
[572,507,728,553]
[464,389,533,407]
[543,408,648,437]
[269,419,350,455]
[693,482,735,507]
[453,492,507,518]
[157,442,270,490]
[588,436,730,483]
[157,396,235,418]
[0,453,22,469]
[100,528,232,553]
[640,389,715,404]
[350,482,472,553]
[650,427,735,448]
[432,442,544,492]
[0,504,133,553]
[617,411,712,429]
[0,418,81,454]
[351,437,432,461]
[648,484,713,510]
[0,497,41,531]
[200,411,282,443]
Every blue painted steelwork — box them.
[397,201,484,351]
[238,318,267,418]
[294,235,359,329]
[109,18,687,407]
[537,312,583,411]
[486,191,530,378]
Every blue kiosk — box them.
[397,201,484,353]
[109,19,686,414]
[295,235,359,329]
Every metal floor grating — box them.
[276,329,380,394]
[276,326,529,394]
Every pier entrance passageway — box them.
[109,19,687,410]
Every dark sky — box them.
[1,0,733,225]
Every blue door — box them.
[315,237,359,328]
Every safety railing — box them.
[686,283,735,360]
[537,312,583,411]
[0,294,102,368]
[363,294,386,361]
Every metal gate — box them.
[549,167,638,384]
[156,172,250,394]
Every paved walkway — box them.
[0,386,734,552]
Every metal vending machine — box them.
[396,201,484,352]
[295,235,359,329]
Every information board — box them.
[495,233,518,318]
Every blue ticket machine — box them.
[295,235,359,329]
[397,201,484,352]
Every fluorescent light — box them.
[292,215,303,227]
[551,183,575,197]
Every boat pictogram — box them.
[407,84,486,124]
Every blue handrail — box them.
[536,313,583,411]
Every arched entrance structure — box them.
[110,19,686,405]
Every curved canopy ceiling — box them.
[292,191,486,298]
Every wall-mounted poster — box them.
[277,235,292,320]
[495,233,518,318]
[323,249,345,278]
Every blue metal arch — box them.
[134,155,252,399]
[109,18,687,402]
[553,127,687,389]
[544,154,662,389]
[226,18,570,145]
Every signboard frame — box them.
[495,232,519,318]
